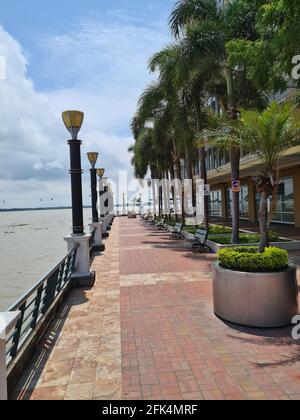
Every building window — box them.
[209,190,223,217]
[206,148,230,172]
[227,185,249,219]
[256,177,295,224]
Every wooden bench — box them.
[192,229,212,253]
[172,223,184,240]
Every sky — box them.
[0,0,174,208]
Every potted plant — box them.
[207,102,300,327]
[213,247,298,327]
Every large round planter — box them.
[213,263,299,328]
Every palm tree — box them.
[131,62,199,224]
[200,102,300,252]
[149,47,222,228]
[169,0,266,241]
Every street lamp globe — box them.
[87,152,99,169]
[97,168,105,179]
[62,110,84,140]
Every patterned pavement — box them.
[12,217,300,400]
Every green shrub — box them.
[183,226,196,234]
[166,220,177,227]
[209,235,232,244]
[209,231,281,245]
[198,224,232,234]
[217,247,288,273]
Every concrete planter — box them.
[213,262,299,328]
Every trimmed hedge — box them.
[209,231,281,245]
[217,247,289,273]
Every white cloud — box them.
[0,13,170,208]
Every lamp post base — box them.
[64,234,95,287]
[100,217,110,238]
[71,271,96,288]
[89,223,105,252]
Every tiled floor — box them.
[12,218,300,400]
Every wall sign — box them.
[200,184,211,197]
[232,180,241,193]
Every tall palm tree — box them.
[130,78,190,222]
[169,0,266,242]
[200,102,300,252]
[149,46,222,228]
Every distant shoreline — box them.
[0,207,92,213]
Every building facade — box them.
[206,145,300,227]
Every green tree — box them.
[169,0,266,242]
[227,0,300,93]
[200,102,300,252]
[149,46,221,228]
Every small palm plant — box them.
[199,102,300,253]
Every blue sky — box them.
[0,0,174,207]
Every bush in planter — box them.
[209,231,281,245]
[198,224,232,234]
[217,247,288,273]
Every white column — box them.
[0,312,20,400]
[64,234,95,286]
[89,223,104,251]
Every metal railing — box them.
[89,228,96,258]
[5,246,78,368]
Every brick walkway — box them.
[12,218,300,400]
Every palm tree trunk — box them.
[164,171,170,219]
[199,147,209,230]
[196,103,209,230]
[225,66,241,244]
[150,165,157,216]
[225,66,234,110]
[230,146,240,244]
[185,147,194,221]
[259,190,269,253]
[174,159,182,223]
[170,166,175,221]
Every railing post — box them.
[10,303,26,359]
[0,312,20,400]
[42,271,58,315]
[30,285,44,330]
[64,237,95,287]
[89,223,104,252]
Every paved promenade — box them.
[12,218,300,400]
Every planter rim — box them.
[214,261,296,277]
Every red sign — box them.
[232,180,241,193]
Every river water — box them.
[0,208,93,311]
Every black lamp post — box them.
[97,168,105,218]
[103,180,109,216]
[97,168,105,219]
[62,110,85,236]
[87,153,99,223]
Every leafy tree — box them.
[169,0,266,242]
[200,102,300,252]
[227,0,300,93]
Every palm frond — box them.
[169,0,220,38]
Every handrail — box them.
[7,246,78,312]
[5,246,78,368]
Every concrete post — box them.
[89,223,105,252]
[64,234,95,287]
[0,312,20,400]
